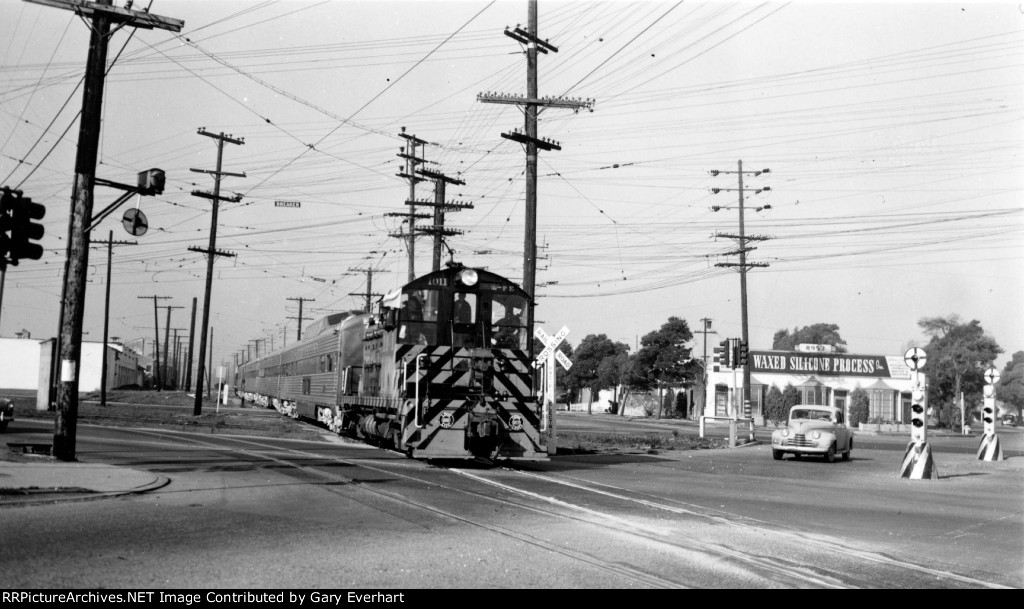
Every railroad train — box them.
[237,264,550,461]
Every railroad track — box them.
[97,430,1011,589]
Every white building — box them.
[0,337,144,399]
[704,346,924,425]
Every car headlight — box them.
[781,429,789,437]
[812,430,821,439]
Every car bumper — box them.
[771,437,832,454]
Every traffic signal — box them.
[9,193,45,262]
[910,383,927,444]
[137,168,165,195]
[982,387,995,436]
[737,340,749,367]
[715,339,733,369]
[0,188,14,265]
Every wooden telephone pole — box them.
[28,0,182,461]
[286,297,315,341]
[478,0,593,349]
[91,230,135,406]
[190,129,244,416]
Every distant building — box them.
[0,337,144,397]
[704,347,924,426]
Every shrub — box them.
[764,385,787,426]
[674,391,688,418]
[849,387,869,426]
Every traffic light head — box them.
[9,194,45,262]
[738,341,749,367]
[0,189,13,266]
[720,339,733,368]
[137,168,165,195]
[910,384,927,444]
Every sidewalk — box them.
[0,435,168,507]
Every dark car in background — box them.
[0,398,13,432]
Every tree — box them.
[849,387,869,426]
[772,323,848,353]
[764,385,787,426]
[563,334,629,414]
[998,351,1024,426]
[782,383,800,411]
[918,315,1002,429]
[632,317,697,419]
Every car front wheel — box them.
[772,449,783,460]
[843,439,852,461]
[824,442,836,463]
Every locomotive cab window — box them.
[490,294,527,349]
[399,288,439,345]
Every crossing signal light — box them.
[910,384,927,444]
[712,341,726,371]
[982,388,995,436]
[9,192,45,263]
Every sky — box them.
[0,0,1021,374]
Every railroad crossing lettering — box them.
[534,325,571,369]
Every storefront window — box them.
[870,390,895,421]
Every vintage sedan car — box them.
[0,398,13,432]
[771,405,852,463]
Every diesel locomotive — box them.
[237,264,550,461]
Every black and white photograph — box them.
[0,0,1022,591]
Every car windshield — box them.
[792,409,831,422]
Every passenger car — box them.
[771,405,852,463]
[0,398,13,432]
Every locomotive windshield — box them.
[390,267,530,350]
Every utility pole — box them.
[347,267,386,313]
[389,128,431,281]
[396,128,428,281]
[161,305,183,390]
[189,128,244,416]
[478,0,594,351]
[711,161,771,415]
[169,328,185,389]
[92,230,135,406]
[286,297,315,341]
[413,169,472,271]
[29,0,183,461]
[138,295,170,391]
[185,297,197,392]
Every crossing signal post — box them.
[977,368,1003,461]
[900,348,938,479]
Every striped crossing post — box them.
[977,369,1004,461]
[900,348,938,480]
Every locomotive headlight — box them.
[458,269,479,286]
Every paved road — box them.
[2,418,1020,589]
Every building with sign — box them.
[703,345,926,426]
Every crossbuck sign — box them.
[534,326,572,370]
